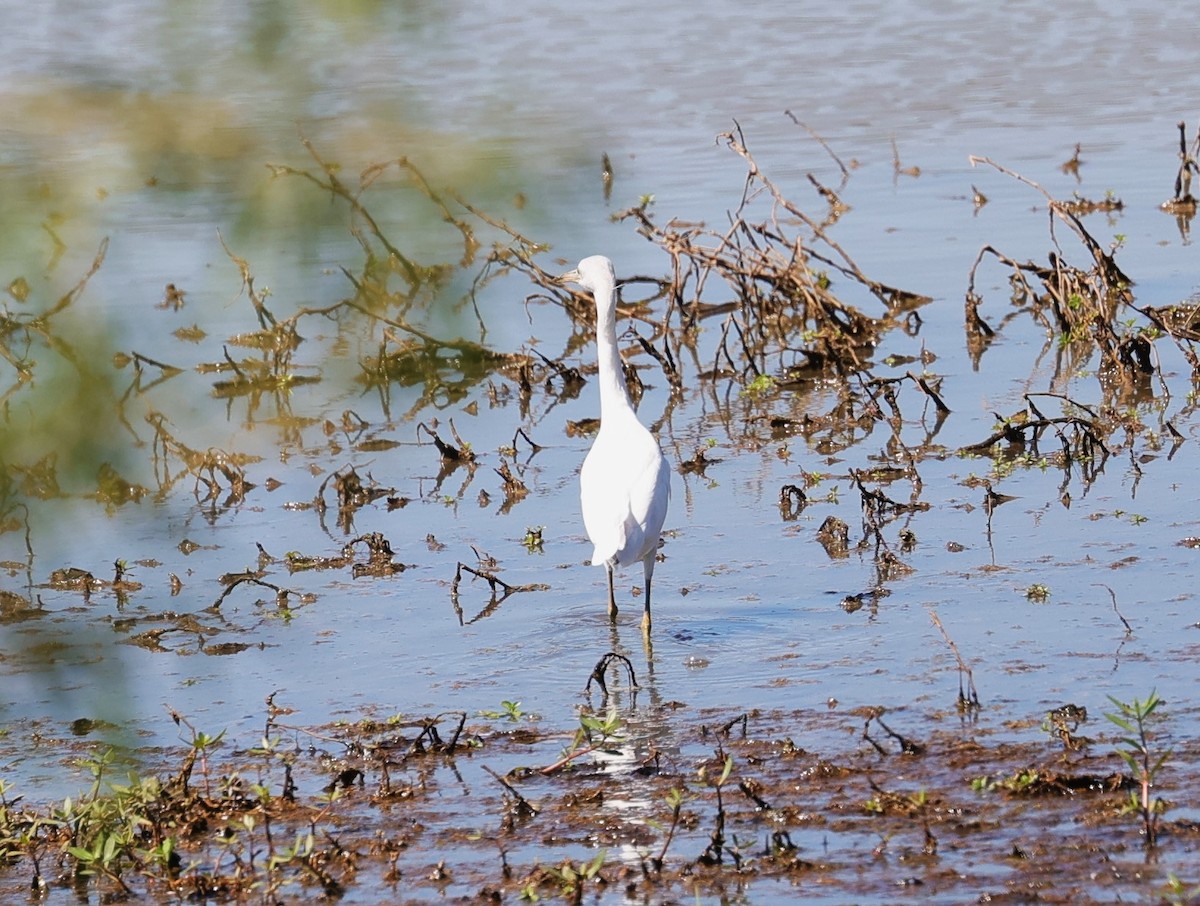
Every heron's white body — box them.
[581,407,670,573]
[560,255,670,631]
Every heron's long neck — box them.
[594,284,632,424]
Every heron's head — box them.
[557,255,615,293]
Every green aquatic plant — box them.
[1161,873,1200,906]
[971,768,1042,794]
[480,700,525,722]
[543,849,606,904]
[536,710,624,776]
[648,787,687,873]
[741,373,777,398]
[697,754,734,866]
[1106,690,1170,847]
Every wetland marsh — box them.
[2,2,1200,902]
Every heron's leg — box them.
[606,564,618,621]
[640,555,654,633]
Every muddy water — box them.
[2,0,1200,900]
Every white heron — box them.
[558,255,671,633]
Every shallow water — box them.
[2,0,1200,899]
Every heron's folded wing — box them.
[581,432,668,567]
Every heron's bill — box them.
[556,268,581,285]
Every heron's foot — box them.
[607,601,619,622]
[640,610,652,634]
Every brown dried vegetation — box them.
[0,690,1193,903]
